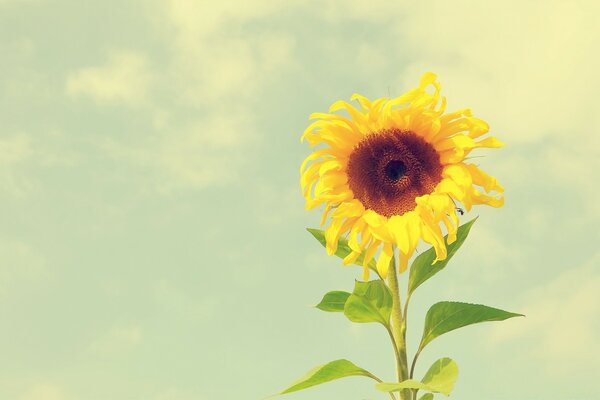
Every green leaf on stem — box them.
[420,358,459,395]
[375,358,458,396]
[419,394,434,400]
[307,228,378,273]
[408,218,477,297]
[316,291,351,312]
[344,280,392,325]
[418,302,524,350]
[279,359,379,395]
[376,379,430,392]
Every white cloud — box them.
[0,134,34,196]
[66,50,152,106]
[152,388,200,400]
[0,239,46,296]
[151,280,216,320]
[98,111,255,192]
[87,325,142,356]
[254,183,303,227]
[19,384,66,400]
[0,131,80,197]
[0,0,43,5]
[164,0,294,39]
[393,1,600,144]
[0,134,32,164]
[86,2,296,192]
[160,1,296,104]
[488,252,600,375]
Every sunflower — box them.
[300,73,504,280]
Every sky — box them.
[0,1,599,399]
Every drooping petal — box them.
[465,163,504,193]
[376,242,394,278]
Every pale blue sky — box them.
[1,1,599,399]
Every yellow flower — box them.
[300,73,504,280]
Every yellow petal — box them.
[300,149,330,174]
[324,217,356,256]
[343,250,361,266]
[362,239,380,267]
[306,191,353,209]
[362,264,370,281]
[434,135,475,152]
[466,117,489,139]
[475,136,504,149]
[419,72,438,88]
[471,189,505,208]
[324,218,344,255]
[309,112,363,138]
[314,173,347,197]
[382,88,422,118]
[435,178,466,204]
[388,215,409,254]
[398,247,415,273]
[404,210,422,252]
[376,242,394,278]
[416,193,454,218]
[441,214,457,244]
[348,219,367,252]
[320,203,332,226]
[350,93,372,111]
[318,159,344,176]
[440,108,472,125]
[443,164,473,190]
[301,160,326,196]
[329,100,367,129]
[419,211,447,262]
[465,163,504,193]
[331,199,365,219]
[363,210,392,242]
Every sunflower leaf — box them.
[316,291,351,312]
[343,280,392,326]
[279,359,379,395]
[375,379,429,392]
[419,394,434,400]
[375,358,458,396]
[408,218,477,297]
[306,228,378,273]
[418,302,524,351]
[421,358,459,395]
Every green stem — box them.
[409,347,422,379]
[387,252,411,400]
[408,347,423,400]
[385,325,402,382]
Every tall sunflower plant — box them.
[277,73,523,400]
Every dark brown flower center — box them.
[346,129,443,217]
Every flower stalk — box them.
[387,252,411,400]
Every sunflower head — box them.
[300,73,504,280]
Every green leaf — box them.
[344,280,392,325]
[376,380,430,392]
[421,358,459,395]
[375,358,458,396]
[408,218,477,296]
[279,359,378,395]
[419,394,434,400]
[316,291,351,312]
[419,302,524,350]
[307,228,378,273]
